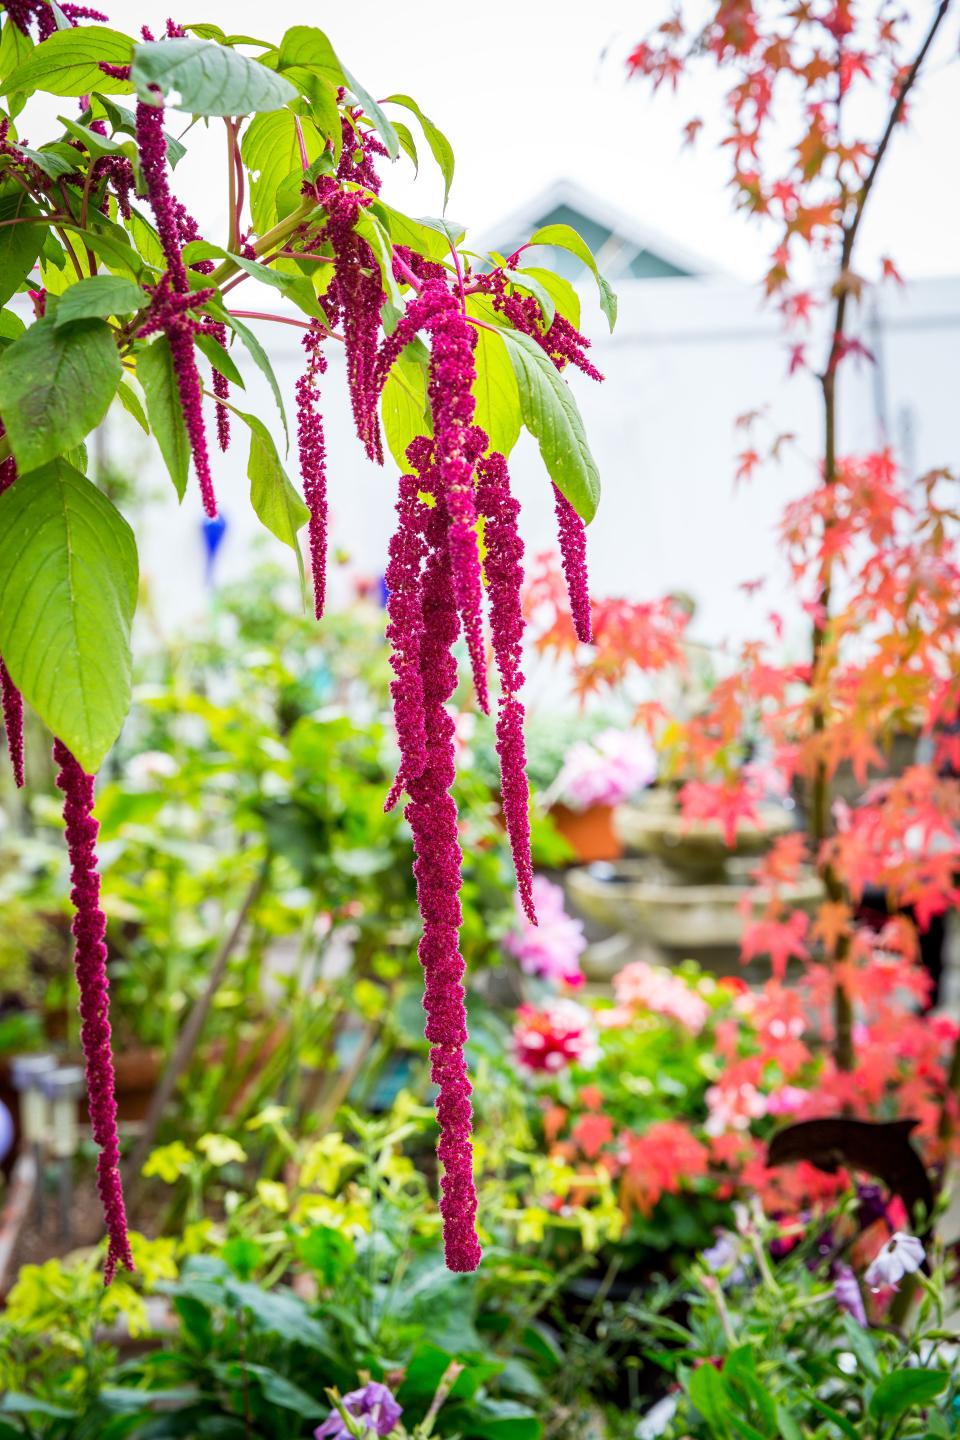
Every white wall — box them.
[124,272,960,656]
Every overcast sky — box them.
[93,0,960,287]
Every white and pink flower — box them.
[513,999,599,1074]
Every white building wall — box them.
[124,273,960,657]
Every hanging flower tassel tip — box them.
[1,661,24,788]
[54,741,133,1284]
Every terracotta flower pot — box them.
[550,802,623,865]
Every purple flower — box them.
[504,876,586,987]
[315,1382,402,1440]
[297,322,330,618]
[54,740,133,1284]
[833,1264,867,1325]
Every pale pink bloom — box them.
[613,960,711,1034]
[557,728,657,810]
[504,876,586,988]
[765,1085,809,1116]
[704,1081,767,1136]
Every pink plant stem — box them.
[227,309,313,330]
[54,740,133,1284]
[392,251,423,293]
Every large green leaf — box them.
[0,316,121,472]
[466,297,521,457]
[0,190,43,308]
[131,38,296,117]
[4,27,134,97]
[241,109,326,233]
[869,1369,948,1421]
[526,221,618,332]
[0,459,138,772]
[137,335,190,499]
[226,315,289,451]
[383,93,451,202]
[52,275,148,327]
[499,328,600,522]
[381,350,430,471]
[229,407,309,579]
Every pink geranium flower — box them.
[513,999,599,1074]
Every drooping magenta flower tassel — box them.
[206,321,231,453]
[552,484,593,644]
[424,288,489,715]
[53,740,133,1284]
[135,88,217,516]
[383,463,429,809]
[296,321,329,619]
[405,497,481,1272]
[1,661,24,788]
[476,450,536,923]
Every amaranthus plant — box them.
[0,8,616,1277]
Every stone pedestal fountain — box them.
[566,790,822,979]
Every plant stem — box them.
[226,118,238,251]
[208,197,318,289]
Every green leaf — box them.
[526,221,618,332]
[499,327,600,522]
[226,315,289,452]
[137,335,190,500]
[0,308,25,344]
[63,222,145,279]
[0,17,33,88]
[276,25,341,83]
[0,1394,78,1419]
[687,1364,730,1433]
[0,459,137,772]
[229,406,308,579]
[0,316,121,472]
[840,1312,880,1378]
[393,119,418,173]
[131,38,296,117]
[382,350,430,471]
[342,65,399,161]
[240,1364,325,1419]
[807,1397,860,1440]
[16,142,78,178]
[869,1370,948,1421]
[521,265,581,329]
[4,27,134,97]
[53,275,147,327]
[241,109,326,233]
[467,297,521,457]
[384,93,454,208]
[443,1398,541,1440]
[194,331,244,388]
[0,190,43,308]
[115,376,149,433]
[58,114,130,160]
[94,93,186,167]
[371,200,453,263]
[504,268,556,327]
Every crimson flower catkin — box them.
[296,321,330,618]
[476,450,536,922]
[403,476,482,1271]
[54,740,133,1284]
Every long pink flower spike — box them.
[54,740,134,1283]
[403,456,482,1272]
[296,321,330,619]
[476,448,536,923]
[0,437,23,787]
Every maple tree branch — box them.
[809,4,950,1073]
